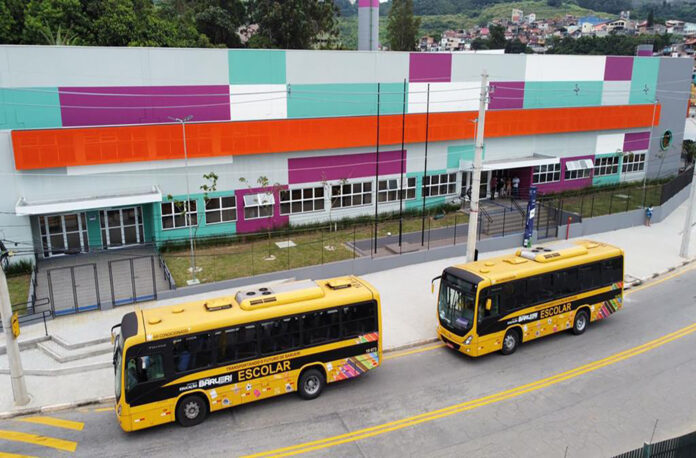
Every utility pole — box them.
[679,164,696,258]
[466,71,488,263]
[0,247,29,406]
[169,115,199,285]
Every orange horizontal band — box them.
[12,104,660,170]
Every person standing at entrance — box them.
[512,176,520,197]
[505,177,512,198]
[490,176,497,200]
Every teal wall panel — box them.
[85,211,102,249]
[404,170,448,210]
[629,57,660,105]
[229,50,286,85]
[592,153,623,186]
[152,192,237,244]
[523,81,603,109]
[287,83,406,119]
[447,144,483,169]
[0,87,62,129]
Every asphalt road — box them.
[1,265,695,457]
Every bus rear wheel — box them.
[501,329,520,355]
[572,309,589,335]
[176,394,208,427]
[298,368,325,400]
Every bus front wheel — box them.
[176,394,208,427]
[572,310,589,335]
[501,329,520,355]
[298,368,325,400]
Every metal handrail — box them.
[511,198,525,217]
[158,254,177,290]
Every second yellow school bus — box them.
[433,240,624,357]
[111,276,381,432]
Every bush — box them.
[3,259,33,276]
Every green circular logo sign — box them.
[660,130,673,150]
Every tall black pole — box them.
[373,82,381,255]
[398,78,407,249]
[421,84,431,246]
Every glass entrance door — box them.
[100,207,144,248]
[460,171,490,200]
[39,213,89,257]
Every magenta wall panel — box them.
[358,0,379,6]
[409,53,452,83]
[604,56,633,81]
[536,155,594,194]
[58,85,230,127]
[288,150,405,185]
[234,185,289,234]
[489,82,524,110]
[637,49,653,57]
[623,131,650,151]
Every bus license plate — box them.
[445,342,454,349]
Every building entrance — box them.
[100,206,144,248]
[39,213,89,257]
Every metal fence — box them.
[613,430,696,458]
[660,165,694,205]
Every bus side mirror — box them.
[431,276,441,295]
[485,298,492,311]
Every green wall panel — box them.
[229,50,286,85]
[523,81,603,109]
[629,57,660,105]
[0,87,62,129]
[287,83,406,119]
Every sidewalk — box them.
[1,199,694,415]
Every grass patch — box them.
[7,274,30,313]
[544,185,662,218]
[162,211,468,285]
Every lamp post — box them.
[169,115,199,286]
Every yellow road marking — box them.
[383,343,444,361]
[17,416,83,431]
[0,430,77,453]
[246,321,696,457]
[93,407,114,413]
[0,452,36,457]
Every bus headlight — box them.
[464,336,472,345]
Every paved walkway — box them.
[1,199,695,414]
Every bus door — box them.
[476,287,503,354]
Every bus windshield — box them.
[114,338,123,401]
[438,273,478,334]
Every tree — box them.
[248,0,338,49]
[470,37,488,50]
[387,0,421,51]
[505,38,528,54]
[23,0,90,45]
[192,0,245,48]
[647,9,655,28]
[683,139,696,166]
[547,0,562,7]
[0,0,25,43]
[488,24,506,49]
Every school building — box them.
[0,46,691,263]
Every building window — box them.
[622,153,646,173]
[243,193,274,220]
[331,182,372,208]
[532,163,561,184]
[280,187,325,215]
[205,196,236,224]
[564,168,591,180]
[423,173,456,197]
[378,177,417,202]
[594,156,620,176]
[161,200,197,230]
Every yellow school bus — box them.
[111,276,381,432]
[433,240,624,357]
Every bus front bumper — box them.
[437,326,477,356]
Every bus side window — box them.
[173,334,212,373]
[342,303,376,337]
[479,288,501,322]
[126,354,164,392]
[500,281,519,313]
[538,274,554,301]
[302,309,339,346]
[260,317,301,355]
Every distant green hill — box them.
[337,1,610,49]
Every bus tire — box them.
[572,309,589,335]
[298,368,325,400]
[176,394,208,427]
[501,329,520,355]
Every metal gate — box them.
[108,256,157,307]
[47,263,101,316]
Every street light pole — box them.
[0,247,29,406]
[679,163,696,258]
[169,115,199,285]
[466,71,488,263]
